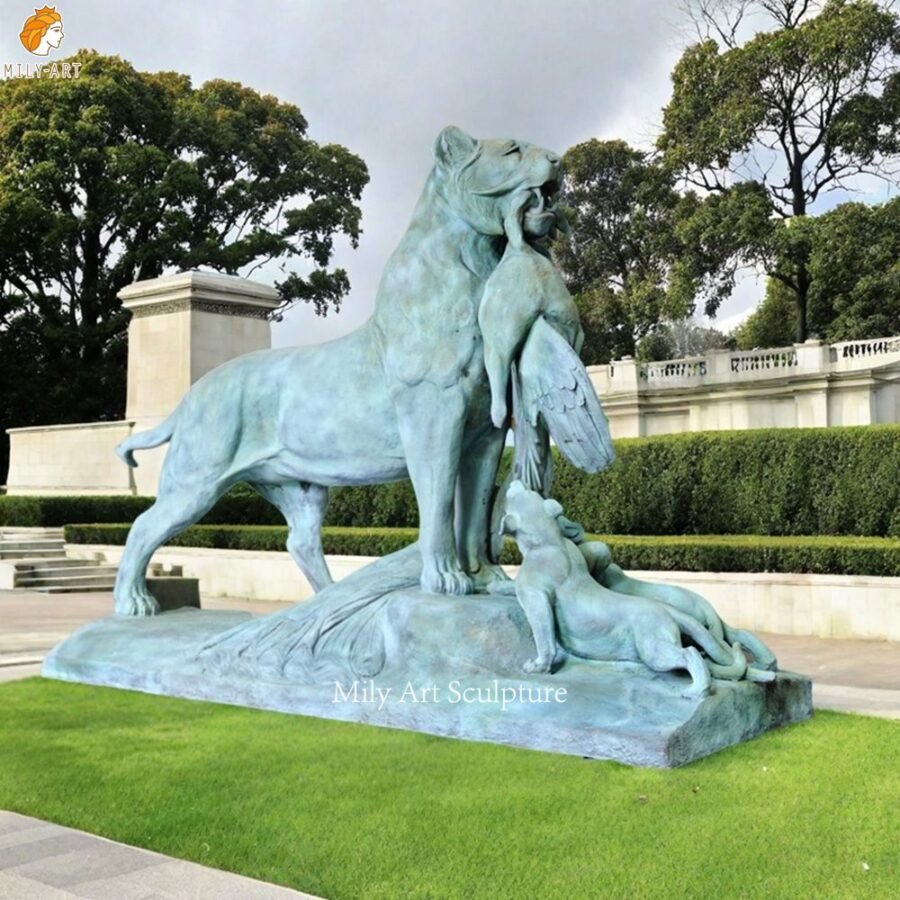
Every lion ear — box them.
[499,512,519,535]
[434,126,476,168]
[543,498,564,518]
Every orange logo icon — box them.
[19,6,64,57]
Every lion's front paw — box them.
[115,587,160,617]
[523,655,553,674]
[420,556,475,595]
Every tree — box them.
[661,0,900,341]
[733,196,900,348]
[0,51,368,482]
[808,196,900,339]
[571,287,636,365]
[665,318,733,355]
[733,277,798,348]
[553,139,692,364]
[636,319,731,361]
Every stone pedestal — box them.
[43,592,813,768]
[5,272,281,496]
[118,271,280,496]
[120,271,280,426]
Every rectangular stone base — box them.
[42,609,813,767]
[146,577,200,611]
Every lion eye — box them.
[504,144,520,156]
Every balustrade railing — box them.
[832,336,900,360]
[598,333,900,393]
[639,358,707,381]
[728,347,798,373]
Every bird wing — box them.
[517,316,616,474]
[511,359,553,494]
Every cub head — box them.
[499,480,565,545]
[432,126,564,247]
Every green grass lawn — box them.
[1,679,897,899]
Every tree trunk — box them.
[791,164,809,343]
[795,262,809,343]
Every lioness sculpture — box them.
[114,126,565,615]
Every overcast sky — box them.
[2,1,895,345]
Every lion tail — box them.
[723,624,778,671]
[116,413,178,468]
[707,642,750,681]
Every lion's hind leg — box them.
[723,624,778,671]
[114,482,225,616]
[250,481,332,593]
[634,630,711,699]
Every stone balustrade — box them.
[831,335,900,361]
[589,336,900,438]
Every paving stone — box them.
[0,814,318,899]
[0,823,62,851]
[0,870,78,899]
[0,832,96,870]
[9,843,159,889]
[72,859,309,899]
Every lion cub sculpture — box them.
[501,481,773,698]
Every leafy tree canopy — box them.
[0,50,368,482]
[734,195,900,348]
[659,0,900,341]
[733,276,798,348]
[809,196,900,339]
[553,139,694,363]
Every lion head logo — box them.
[19,5,64,56]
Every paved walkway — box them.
[0,811,317,899]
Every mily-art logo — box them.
[5,6,80,79]
[20,5,64,56]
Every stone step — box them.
[0,527,64,538]
[16,570,118,586]
[10,558,172,593]
[0,548,66,560]
[32,581,117,594]
[0,539,66,552]
[16,567,119,587]
[12,557,103,572]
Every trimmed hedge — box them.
[64,524,420,559]
[288,425,900,537]
[63,524,900,577]
[13,426,900,537]
[0,495,154,528]
[0,483,416,529]
[550,425,900,538]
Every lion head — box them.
[432,126,564,247]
